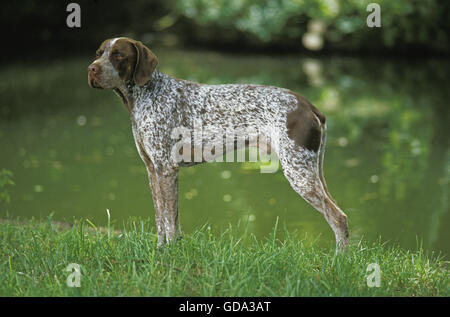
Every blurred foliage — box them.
[0,169,14,206]
[1,0,449,59]
[175,0,450,52]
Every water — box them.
[0,49,449,257]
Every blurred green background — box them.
[0,1,449,257]
[2,0,449,60]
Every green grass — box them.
[0,217,448,297]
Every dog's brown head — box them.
[88,37,158,89]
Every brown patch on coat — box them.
[108,39,138,83]
[109,38,159,86]
[129,39,158,86]
[286,92,325,152]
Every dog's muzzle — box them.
[88,64,103,89]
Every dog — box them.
[88,37,349,249]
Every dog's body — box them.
[88,37,349,249]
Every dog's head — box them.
[88,37,158,89]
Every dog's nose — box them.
[88,64,99,74]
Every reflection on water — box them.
[0,50,449,257]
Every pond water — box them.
[0,49,449,257]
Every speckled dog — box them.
[88,37,349,250]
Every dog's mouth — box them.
[88,75,103,89]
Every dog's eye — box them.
[96,50,103,58]
[112,51,124,59]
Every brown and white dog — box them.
[88,37,349,250]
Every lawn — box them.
[0,217,448,296]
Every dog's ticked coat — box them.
[88,37,349,249]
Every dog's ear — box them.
[131,40,158,86]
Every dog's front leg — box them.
[147,170,166,245]
[153,169,180,245]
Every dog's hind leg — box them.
[316,123,349,249]
[278,132,349,251]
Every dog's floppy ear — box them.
[131,40,158,86]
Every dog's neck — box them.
[114,69,168,113]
